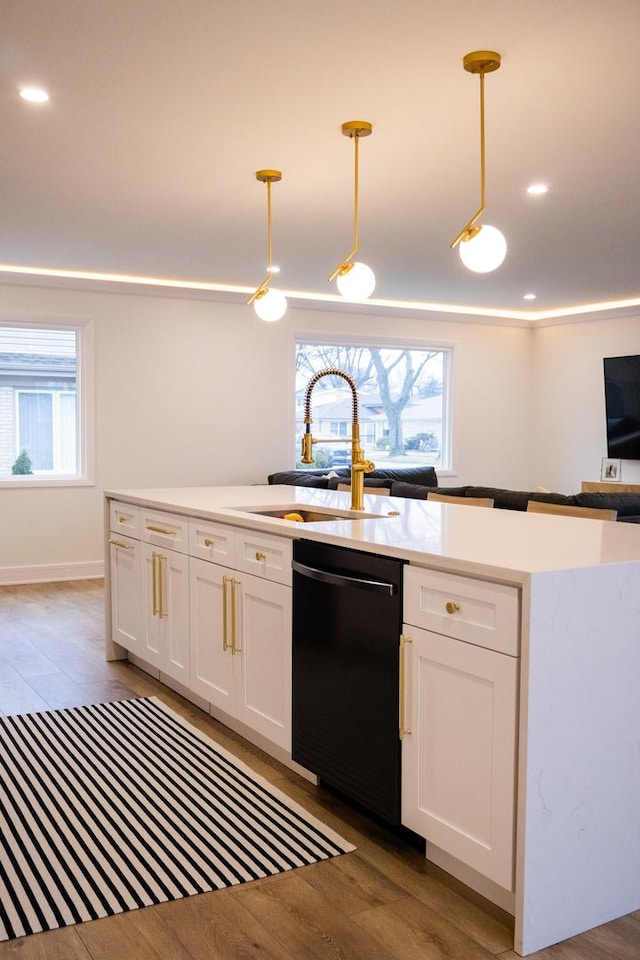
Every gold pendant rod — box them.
[266,179,273,272]
[479,69,486,211]
[247,169,281,305]
[328,121,372,282]
[450,51,500,250]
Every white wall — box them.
[0,281,533,582]
[531,313,640,492]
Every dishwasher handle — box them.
[292,559,396,596]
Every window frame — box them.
[0,313,95,488]
[293,332,453,473]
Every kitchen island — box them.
[104,484,640,956]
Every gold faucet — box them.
[301,367,375,511]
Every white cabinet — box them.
[235,570,291,749]
[109,533,142,654]
[140,542,190,685]
[106,500,293,755]
[189,556,235,710]
[135,507,191,684]
[189,521,292,751]
[401,565,520,891]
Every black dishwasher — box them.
[292,539,405,825]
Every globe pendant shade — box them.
[459,224,507,273]
[254,288,287,322]
[336,261,376,300]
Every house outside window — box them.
[0,319,94,486]
[295,338,450,470]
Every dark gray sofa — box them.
[266,469,640,522]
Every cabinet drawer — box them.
[189,519,236,567]
[110,501,140,538]
[141,509,189,555]
[404,566,520,656]
[235,529,292,586]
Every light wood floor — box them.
[0,581,638,960]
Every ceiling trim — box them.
[0,263,638,326]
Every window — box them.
[0,318,94,486]
[295,338,450,470]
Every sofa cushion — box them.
[528,491,579,507]
[461,487,531,511]
[575,491,640,517]
[389,481,431,499]
[431,486,472,499]
[389,484,471,500]
[327,477,393,491]
[267,471,332,488]
[367,466,438,486]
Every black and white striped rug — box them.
[0,696,354,941]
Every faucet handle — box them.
[352,458,375,474]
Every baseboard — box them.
[0,560,104,586]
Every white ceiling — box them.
[1,0,639,318]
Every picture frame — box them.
[601,458,621,482]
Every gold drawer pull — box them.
[255,551,266,561]
[117,515,128,524]
[110,538,134,550]
[203,537,215,547]
[146,524,176,536]
[399,634,412,740]
[445,601,461,615]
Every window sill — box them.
[0,477,95,489]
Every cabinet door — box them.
[189,557,235,712]
[234,572,292,750]
[140,543,190,684]
[401,625,518,890]
[109,534,141,654]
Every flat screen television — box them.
[603,355,640,459]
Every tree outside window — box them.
[295,340,450,469]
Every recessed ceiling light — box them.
[523,293,537,300]
[19,86,50,103]
[526,183,548,195]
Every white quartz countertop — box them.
[105,484,640,584]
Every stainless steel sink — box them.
[232,503,387,523]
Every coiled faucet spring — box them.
[304,368,359,423]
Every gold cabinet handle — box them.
[109,538,134,550]
[203,537,215,548]
[399,634,412,740]
[152,552,160,616]
[146,524,176,536]
[255,551,266,562]
[158,554,167,618]
[222,575,231,651]
[445,601,461,615]
[222,578,241,654]
[231,579,241,654]
[117,515,128,524]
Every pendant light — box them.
[328,121,376,300]
[247,170,287,322]
[450,51,507,274]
